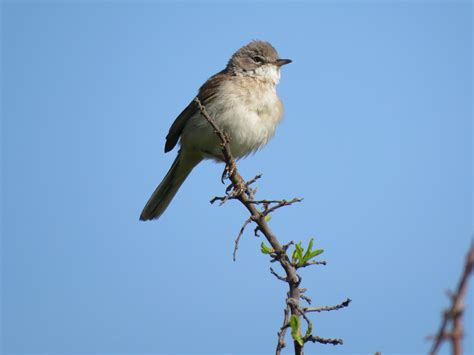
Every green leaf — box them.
[289,315,304,346]
[302,238,315,263]
[260,242,274,254]
[292,242,307,266]
[300,248,324,266]
[308,249,324,259]
[305,321,313,338]
[289,314,299,331]
[291,249,298,264]
[295,242,304,259]
[264,214,272,222]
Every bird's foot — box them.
[221,160,237,184]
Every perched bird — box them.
[140,40,292,221]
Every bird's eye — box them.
[253,56,264,64]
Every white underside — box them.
[180,68,284,160]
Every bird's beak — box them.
[275,58,292,67]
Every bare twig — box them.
[304,298,352,313]
[262,198,303,216]
[270,267,287,282]
[283,241,295,251]
[233,217,252,261]
[429,241,474,355]
[246,174,263,186]
[276,304,291,355]
[305,335,343,345]
[298,260,327,268]
[250,199,299,205]
[299,308,312,330]
[300,294,312,305]
[210,194,236,205]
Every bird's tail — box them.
[140,151,200,221]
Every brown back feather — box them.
[164,70,230,153]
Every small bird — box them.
[140,40,292,221]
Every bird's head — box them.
[227,40,292,85]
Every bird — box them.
[140,40,292,221]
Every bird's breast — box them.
[215,78,284,157]
[181,77,284,159]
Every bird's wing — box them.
[164,70,229,153]
[164,100,196,153]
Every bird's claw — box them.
[221,161,236,184]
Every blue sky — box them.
[1,1,472,354]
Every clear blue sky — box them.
[1,1,472,354]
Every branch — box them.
[304,298,352,313]
[298,260,327,268]
[261,198,303,216]
[233,217,252,261]
[270,267,287,282]
[305,335,343,346]
[195,97,348,355]
[210,194,236,205]
[194,96,296,276]
[276,305,291,355]
[300,294,312,305]
[246,173,263,186]
[429,241,474,355]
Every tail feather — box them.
[140,151,200,221]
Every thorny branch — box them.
[261,198,303,216]
[277,305,291,353]
[233,217,252,261]
[306,335,343,346]
[429,241,474,355]
[299,260,327,268]
[195,97,349,355]
[304,298,352,313]
[270,267,287,282]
